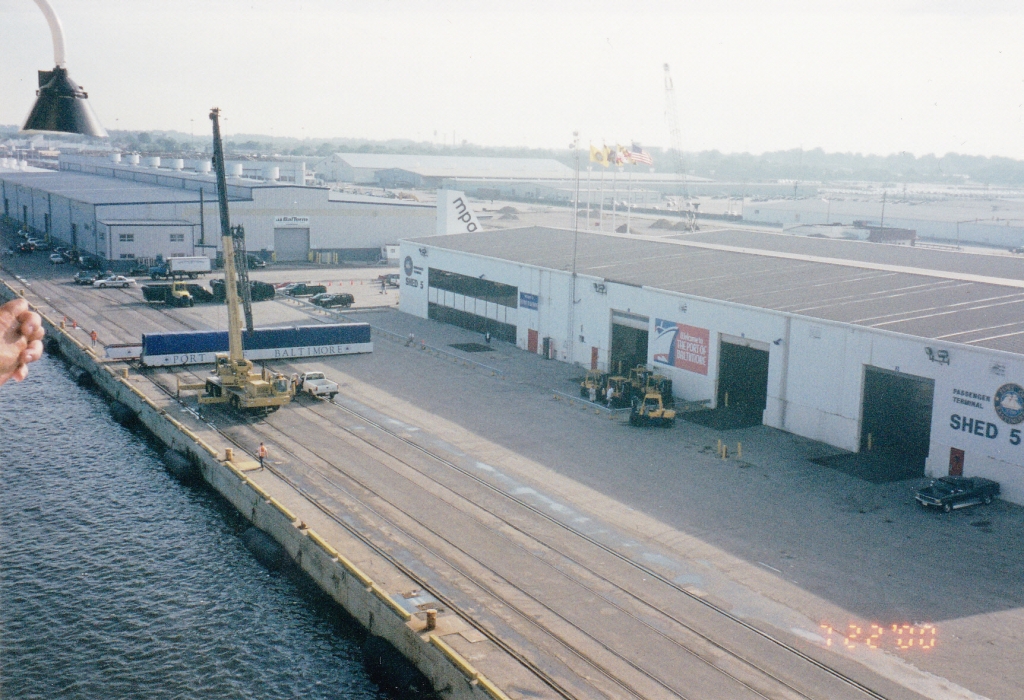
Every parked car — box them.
[246,254,267,269]
[73,271,100,285]
[48,253,66,264]
[915,476,1000,512]
[282,282,327,297]
[93,275,136,289]
[378,273,400,288]
[16,242,35,254]
[310,292,354,308]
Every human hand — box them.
[0,298,45,387]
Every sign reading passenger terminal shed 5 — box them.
[944,381,1024,451]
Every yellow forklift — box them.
[579,370,608,400]
[177,109,293,415]
[629,392,677,427]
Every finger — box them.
[1,298,29,318]
[17,312,45,341]
[20,339,43,365]
[12,363,29,382]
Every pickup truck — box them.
[282,282,327,297]
[298,371,338,400]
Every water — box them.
[0,356,388,699]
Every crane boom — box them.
[210,108,244,362]
[663,63,688,199]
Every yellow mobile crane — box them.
[178,108,293,414]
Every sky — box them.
[3,0,1024,158]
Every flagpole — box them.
[586,165,592,231]
[598,168,605,231]
[611,165,618,233]
[626,166,633,235]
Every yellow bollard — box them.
[737,442,742,459]
[722,445,728,459]
[225,447,234,461]
[867,433,873,451]
[121,368,129,379]
[717,439,722,455]
[724,392,729,408]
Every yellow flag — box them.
[590,144,610,167]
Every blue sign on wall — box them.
[519,292,539,310]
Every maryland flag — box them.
[614,144,630,166]
[589,144,610,167]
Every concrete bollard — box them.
[425,609,437,631]
[225,447,234,461]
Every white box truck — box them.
[149,255,212,279]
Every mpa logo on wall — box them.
[404,256,414,276]
[994,383,1024,424]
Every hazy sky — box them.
[3,1,1024,158]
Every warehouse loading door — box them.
[274,228,310,262]
[717,341,769,421]
[610,312,649,375]
[861,367,934,477]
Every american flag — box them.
[626,143,653,165]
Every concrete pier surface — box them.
[4,250,1021,700]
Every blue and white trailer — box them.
[141,323,373,367]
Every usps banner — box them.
[653,319,709,375]
[519,292,539,310]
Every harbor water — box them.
[0,355,388,699]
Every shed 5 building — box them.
[400,226,1024,504]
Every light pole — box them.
[21,0,106,137]
[567,131,580,366]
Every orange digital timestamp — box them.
[820,623,937,651]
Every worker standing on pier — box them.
[90,330,98,347]
[0,298,45,389]
[258,442,268,468]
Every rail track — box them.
[29,280,901,700]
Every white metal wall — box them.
[398,240,1024,505]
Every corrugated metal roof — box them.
[0,171,203,205]
[334,153,574,179]
[410,226,1024,355]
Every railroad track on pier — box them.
[147,366,895,700]
[22,280,902,699]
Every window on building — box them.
[427,268,518,308]
[169,233,185,242]
[119,233,135,242]
[119,253,136,259]
[98,232,105,241]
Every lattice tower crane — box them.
[663,63,696,229]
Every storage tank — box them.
[110,153,122,163]
[229,164,243,177]
[196,160,211,174]
[168,158,184,171]
[263,166,279,181]
[126,154,141,165]
[145,156,161,168]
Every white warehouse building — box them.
[400,226,1024,505]
[0,155,434,268]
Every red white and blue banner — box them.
[653,319,710,375]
